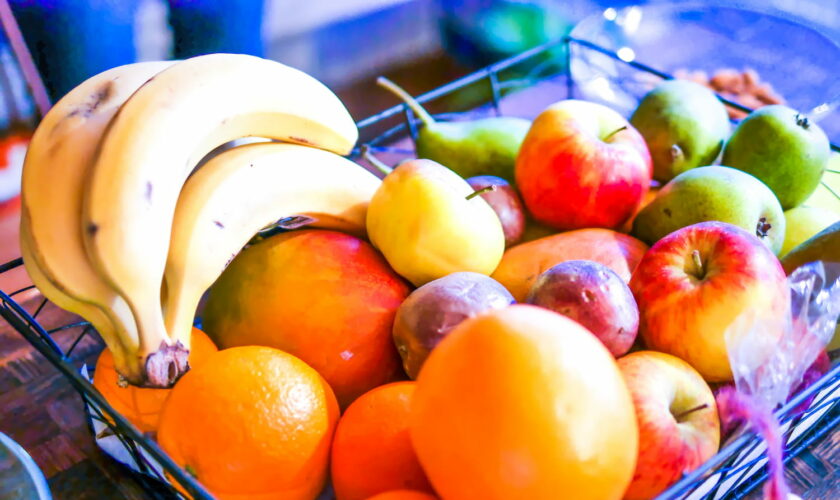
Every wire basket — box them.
[1,35,839,500]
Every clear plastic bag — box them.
[720,261,840,499]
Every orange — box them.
[92,327,218,433]
[203,229,411,409]
[491,228,648,301]
[157,345,339,500]
[365,491,438,500]
[411,305,638,500]
[331,382,433,500]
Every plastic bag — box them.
[720,261,840,499]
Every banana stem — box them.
[377,76,436,128]
[361,145,393,176]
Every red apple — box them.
[618,351,720,500]
[629,221,789,382]
[515,99,652,230]
[466,175,526,247]
[526,260,638,356]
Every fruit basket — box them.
[1,33,840,500]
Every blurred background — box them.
[1,0,839,274]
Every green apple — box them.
[630,80,730,183]
[780,205,840,257]
[631,166,786,254]
[722,105,830,209]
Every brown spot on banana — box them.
[289,136,316,146]
[61,80,116,123]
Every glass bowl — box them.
[0,432,51,500]
[568,2,840,140]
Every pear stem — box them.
[691,250,704,277]
[603,125,627,142]
[466,185,497,200]
[795,113,811,129]
[674,403,709,421]
[377,76,436,128]
[361,145,393,176]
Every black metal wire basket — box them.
[1,35,839,500]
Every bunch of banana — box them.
[21,54,380,388]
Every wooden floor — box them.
[0,290,157,498]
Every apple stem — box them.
[377,76,437,128]
[674,403,709,421]
[691,250,704,277]
[466,185,497,200]
[603,125,628,142]
[361,145,394,176]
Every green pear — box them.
[632,166,786,254]
[378,77,530,183]
[781,220,840,275]
[780,205,840,257]
[722,104,830,209]
[630,80,730,183]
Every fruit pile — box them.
[19,53,840,500]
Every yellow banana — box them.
[20,61,175,385]
[163,142,380,345]
[82,54,358,385]
[19,211,140,381]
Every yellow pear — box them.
[366,157,505,286]
[805,152,840,212]
[780,205,840,257]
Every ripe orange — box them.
[203,229,411,409]
[331,382,433,500]
[157,345,339,499]
[411,304,638,500]
[92,327,218,433]
[365,491,438,500]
